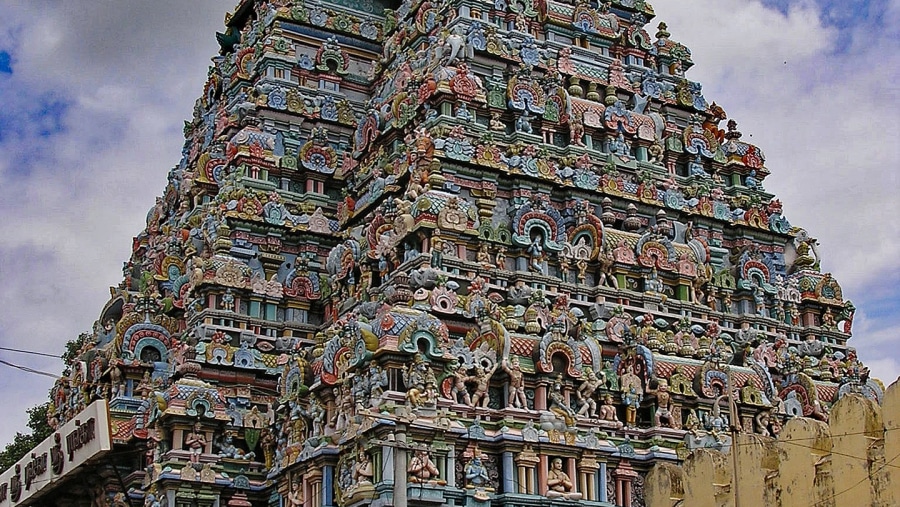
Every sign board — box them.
[0,400,112,506]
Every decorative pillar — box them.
[382,445,395,484]
[306,468,323,507]
[446,445,456,488]
[566,458,577,494]
[538,454,549,496]
[599,462,608,502]
[502,451,516,494]
[535,383,548,411]
[516,446,540,494]
[636,146,648,162]
[578,454,600,501]
[323,465,335,507]
[613,460,638,507]
[393,425,408,507]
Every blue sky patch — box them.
[761,0,889,53]
[0,51,11,74]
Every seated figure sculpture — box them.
[545,458,582,500]
[598,394,624,429]
[409,449,443,484]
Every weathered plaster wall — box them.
[646,380,900,507]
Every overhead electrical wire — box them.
[0,345,62,359]
[0,359,60,379]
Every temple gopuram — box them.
[3,0,885,506]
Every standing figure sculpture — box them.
[619,365,644,428]
[467,362,499,408]
[598,247,619,288]
[526,234,545,274]
[184,422,207,463]
[451,361,473,405]
[653,379,677,429]
[502,358,528,409]
[576,370,603,417]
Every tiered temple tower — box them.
[36,0,883,506]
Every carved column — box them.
[613,460,638,507]
[322,465,335,507]
[538,454,549,496]
[306,468,322,507]
[599,461,608,502]
[579,454,600,501]
[515,446,539,494]
[393,425,408,507]
[382,444,395,484]
[534,382,548,411]
[446,445,456,488]
[502,451,516,493]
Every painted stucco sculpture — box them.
[29,0,881,505]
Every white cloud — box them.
[652,0,900,380]
[0,0,234,444]
[0,0,897,445]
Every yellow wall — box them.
[647,380,900,507]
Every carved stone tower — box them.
[33,0,880,506]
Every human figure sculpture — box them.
[430,237,444,269]
[607,131,630,160]
[558,255,571,282]
[653,379,677,429]
[368,364,388,408]
[526,234,545,274]
[545,458,582,499]
[575,256,588,284]
[184,422,207,463]
[623,386,641,427]
[489,112,505,131]
[502,358,528,409]
[576,370,603,417]
[570,113,585,146]
[217,432,255,460]
[354,449,374,485]
[515,110,533,134]
[598,394,622,428]
[476,244,492,267]
[745,170,758,189]
[821,308,837,331]
[465,455,491,487]
[619,366,643,427]
[408,449,441,482]
[287,479,303,507]
[645,267,664,294]
[332,385,351,433]
[451,362,473,405]
[405,356,438,408]
[455,102,472,121]
[307,397,326,438]
[495,246,507,270]
[598,247,619,288]
[467,362,499,408]
[110,366,124,398]
[549,375,577,425]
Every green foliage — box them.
[61,333,87,376]
[0,403,52,470]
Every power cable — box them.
[730,427,900,447]
[0,359,59,379]
[0,346,62,359]
[809,447,900,507]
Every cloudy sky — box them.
[0,0,897,445]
